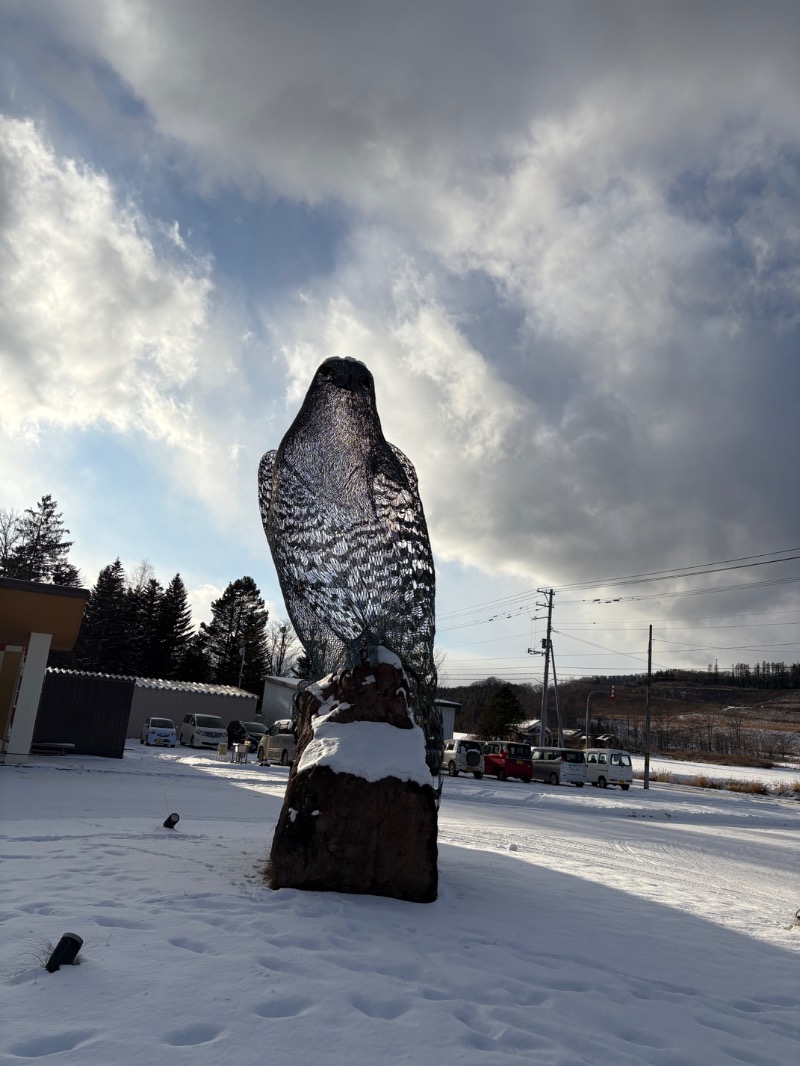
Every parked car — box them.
[179,713,228,749]
[482,740,532,782]
[530,746,587,786]
[227,719,266,752]
[585,748,633,790]
[441,738,484,778]
[140,717,177,747]
[258,719,297,766]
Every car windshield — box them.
[150,719,173,729]
[196,716,225,728]
[562,751,585,763]
[611,753,631,766]
[244,722,266,734]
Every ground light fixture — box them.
[163,812,180,829]
[46,933,83,973]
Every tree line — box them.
[2,496,299,694]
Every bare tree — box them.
[264,619,299,677]
[0,507,22,574]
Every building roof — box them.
[0,577,89,651]
[47,668,257,698]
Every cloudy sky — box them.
[2,0,799,686]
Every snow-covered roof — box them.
[263,675,300,689]
[46,668,256,698]
[135,677,257,698]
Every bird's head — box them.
[314,357,375,398]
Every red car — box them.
[482,741,533,782]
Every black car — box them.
[227,720,267,752]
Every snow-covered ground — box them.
[2,742,799,1065]
[631,753,800,790]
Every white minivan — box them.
[530,746,587,787]
[585,748,633,790]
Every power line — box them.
[435,547,800,623]
[552,548,800,593]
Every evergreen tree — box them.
[127,574,164,677]
[200,576,269,693]
[476,683,525,740]
[73,559,131,674]
[177,629,213,683]
[153,574,194,678]
[7,495,79,584]
[291,652,312,680]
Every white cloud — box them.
[0,116,212,445]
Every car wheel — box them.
[549,772,559,786]
[621,783,630,791]
[281,750,289,766]
[447,761,458,777]
[522,777,532,784]
[474,771,483,779]
[140,737,144,744]
[145,739,150,746]
[598,776,607,788]
[575,782,584,787]
[190,735,196,748]
[496,768,506,781]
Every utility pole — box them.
[643,624,652,789]
[238,643,247,689]
[538,589,554,746]
[549,642,563,745]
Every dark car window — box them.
[562,751,585,763]
[196,715,225,728]
[150,718,173,729]
[507,744,530,758]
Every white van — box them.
[530,747,587,787]
[585,749,633,790]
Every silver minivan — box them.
[258,719,297,766]
[585,748,632,790]
[530,746,587,787]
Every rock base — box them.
[268,654,438,903]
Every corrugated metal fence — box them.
[34,671,135,758]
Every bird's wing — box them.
[373,443,436,629]
[257,450,277,533]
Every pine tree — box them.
[177,629,213,683]
[476,683,524,740]
[153,574,194,678]
[7,495,79,584]
[73,559,131,674]
[200,576,269,693]
[127,575,164,677]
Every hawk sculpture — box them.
[258,357,441,771]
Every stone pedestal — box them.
[268,651,438,903]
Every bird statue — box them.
[258,356,441,773]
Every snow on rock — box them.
[297,719,431,786]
